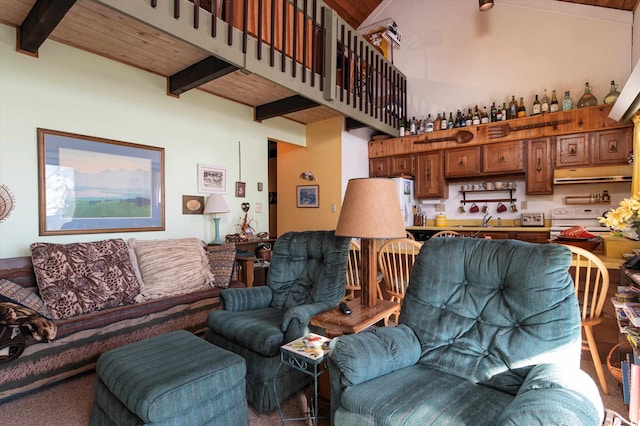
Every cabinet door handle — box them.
[536,158,541,172]
[609,142,618,153]
[569,147,576,155]
[499,155,505,162]
[459,159,464,166]
[426,167,431,181]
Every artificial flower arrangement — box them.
[599,193,640,239]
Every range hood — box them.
[553,165,632,184]
[609,58,640,123]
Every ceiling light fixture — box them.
[479,0,494,11]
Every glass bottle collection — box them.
[400,81,621,136]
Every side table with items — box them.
[275,333,332,426]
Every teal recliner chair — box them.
[205,230,350,412]
[328,237,604,426]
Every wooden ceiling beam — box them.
[255,95,319,121]
[168,56,239,96]
[18,0,77,54]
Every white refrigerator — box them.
[390,177,415,227]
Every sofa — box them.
[328,237,604,426]
[0,237,244,401]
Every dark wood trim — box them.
[255,95,319,121]
[168,56,239,95]
[345,117,367,131]
[18,0,77,54]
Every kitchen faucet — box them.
[482,213,492,227]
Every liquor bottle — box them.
[562,91,573,111]
[550,90,559,113]
[541,89,550,114]
[447,112,454,129]
[440,111,448,130]
[577,82,598,108]
[425,114,434,133]
[418,116,425,134]
[517,97,526,118]
[496,104,503,121]
[502,102,507,120]
[410,116,417,134]
[466,108,473,126]
[532,95,541,115]
[604,80,620,104]
[508,96,518,120]
[456,110,464,127]
[433,113,442,131]
[481,107,489,124]
[472,106,481,125]
[490,102,498,122]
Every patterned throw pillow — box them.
[30,239,141,320]
[128,238,215,301]
[0,279,51,318]
[206,243,236,288]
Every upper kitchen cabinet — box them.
[555,133,590,168]
[444,146,481,178]
[415,151,447,199]
[555,128,632,168]
[482,140,524,174]
[593,128,632,165]
[369,157,390,177]
[526,137,553,195]
[391,154,414,176]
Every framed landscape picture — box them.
[37,128,165,236]
[297,185,319,208]
[198,164,227,194]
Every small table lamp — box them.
[204,194,230,244]
[336,178,406,307]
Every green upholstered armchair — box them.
[328,237,604,426]
[205,230,350,412]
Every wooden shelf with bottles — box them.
[368,104,629,159]
[564,196,611,205]
[459,188,516,204]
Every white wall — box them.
[341,126,374,197]
[364,0,633,120]
[360,0,634,222]
[0,24,305,258]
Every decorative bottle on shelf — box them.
[447,112,454,129]
[472,106,481,125]
[604,80,620,104]
[562,91,573,111]
[496,104,503,121]
[481,106,489,124]
[508,95,518,119]
[490,102,498,122]
[466,108,473,126]
[550,90,559,113]
[517,97,526,118]
[501,102,507,120]
[577,82,598,108]
[532,94,541,115]
[410,116,417,134]
[440,111,448,130]
[425,114,434,133]
[433,113,442,131]
[541,89,550,114]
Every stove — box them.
[549,206,611,236]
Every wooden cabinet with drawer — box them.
[482,140,524,174]
[526,137,553,195]
[555,133,590,168]
[369,157,390,177]
[444,146,480,178]
[415,151,447,199]
[390,154,414,176]
[593,128,632,165]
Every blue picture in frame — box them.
[37,128,165,235]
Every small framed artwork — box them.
[37,128,165,236]
[182,195,204,214]
[297,185,319,208]
[198,164,227,194]
[404,180,411,195]
[235,181,246,198]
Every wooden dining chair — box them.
[344,240,384,302]
[378,238,423,322]
[567,245,610,394]
[431,230,460,238]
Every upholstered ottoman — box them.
[90,330,248,425]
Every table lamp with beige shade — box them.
[335,178,406,307]
[203,194,230,244]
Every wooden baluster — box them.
[281,0,287,72]
[302,0,308,83]
[194,0,199,29]
[242,0,248,53]
[292,0,298,78]
[227,0,234,46]
[174,0,180,18]
[212,0,217,37]
[270,0,276,66]
[311,0,317,87]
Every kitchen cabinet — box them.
[526,137,553,195]
[455,230,549,243]
[593,128,632,165]
[444,146,480,178]
[369,157,390,177]
[390,154,414,176]
[415,151,447,199]
[514,232,549,244]
[555,133,590,168]
[555,128,632,168]
[482,140,524,174]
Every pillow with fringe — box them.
[206,242,236,288]
[128,238,214,302]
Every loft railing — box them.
[145,0,406,132]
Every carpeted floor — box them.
[0,358,628,425]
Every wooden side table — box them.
[310,299,399,338]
